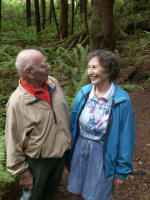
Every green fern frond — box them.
[72,48,80,68]
[76,44,88,70]
[71,69,89,107]
[0,169,15,183]
[0,135,6,168]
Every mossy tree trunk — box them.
[34,0,41,34]
[90,0,115,51]
[41,0,46,29]
[26,0,31,27]
[49,0,53,24]
[0,0,1,31]
[79,0,84,14]
[70,0,75,34]
[50,0,60,38]
[83,0,88,33]
[60,0,68,39]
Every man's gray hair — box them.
[15,61,34,76]
[15,49,43,76]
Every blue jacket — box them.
[70,83,136,180]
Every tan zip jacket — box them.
[5,76,71,176]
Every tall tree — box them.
[79,0,84,14]
[79,0,88,33]
[49,0,60,38]
[60,0,68,39]
[90,0,115,51]
[49,0,53,24]
[34,0,41,34]
[83,0,88,33]
[0,0,2,31]
[41,0,46,29]
[70,0,75,34]
[26,0,31,27]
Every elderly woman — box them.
[67,49,136,200]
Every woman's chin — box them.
[91,80,98,85]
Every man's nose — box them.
[46,64,51,70]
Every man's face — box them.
[29,56,51,84]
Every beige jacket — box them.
[5,76,71,176]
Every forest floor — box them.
[53,83,150,200]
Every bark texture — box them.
[26,0,31,27]
[41,0,46,29]
[90,0,115,51]
[34,0,41,34]
[60,0,68,39]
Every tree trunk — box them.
[83,0,88,33]
[60,0,68,39]
[79,0,88,33]
[49,0,53,24]
[79,0,84,14]
[90,0,115,51]
[51,0,60,38]
[41,0,46,29]
[34,0,41,34]
[0,0,1,31]
[91,0,94,6]
[70,0,74,34]
[26,0,31,26]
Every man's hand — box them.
[20,170,33,190]
[114,177,125,189]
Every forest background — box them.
[0,0,150,199]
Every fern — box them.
[0,132,15,197]
[0,135,6,166]
[51,44,89,93]
[71,69,89,107]
[0,169,15,183]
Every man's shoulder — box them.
[7,87,23,108]
[47,76,60,88]
[48,76,59,83]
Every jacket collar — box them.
[81,83,128,105]
[18,76,56,105]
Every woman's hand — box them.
[114,177,125,189]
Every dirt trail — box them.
[54,87,150,200]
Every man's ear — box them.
[24,66,33,78]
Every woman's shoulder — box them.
[114,83,130,100]
[80,84,93,93]
[74,84,93,104]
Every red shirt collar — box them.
[20,77,51,105]
[20,77,47,95]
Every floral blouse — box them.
[79,83,114,143]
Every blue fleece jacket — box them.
[70,83,136,179]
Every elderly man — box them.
[5,49,71,200]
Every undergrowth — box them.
[120,84,144,92]
[0,0,150,198]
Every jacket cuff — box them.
[18,169,31,178]
[115,172,126,180]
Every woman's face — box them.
[88,56,110,86]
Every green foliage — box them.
[55,44,89,85]
[0,134,15,197]
[114,0,150,38]
[120,84,144,92]
[0,107,6,135]
[71,69,89,108]
[49,44,89,107]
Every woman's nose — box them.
[88,68,93,75]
